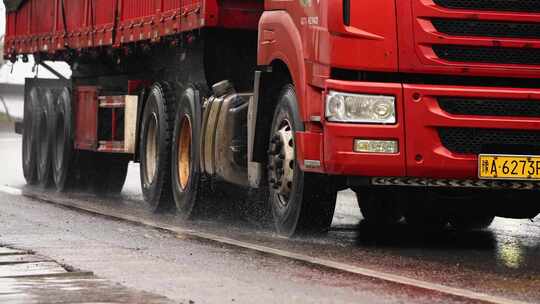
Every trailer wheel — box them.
[268,84,337,237]
[22,88,39,185]
[171,87,206,219]
[36,89,55,188]
[449,214,495,230]
[52,88,76,192]
[139,83,175,211]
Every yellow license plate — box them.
[479,154,540,180]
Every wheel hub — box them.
[268,120,295,204]
[144,114,158,185]
[177,115,192,191]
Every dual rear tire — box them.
[23,86,128,195]
[170,87,206,219]
[139,83,212,217]
[23,87,55,188]
[138,82,338,235]
[139,83,176,211]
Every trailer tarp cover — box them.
[3,0,26,12]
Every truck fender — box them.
[257,10,307,121]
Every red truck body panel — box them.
[3,0,263,55]
[6,0,540,183]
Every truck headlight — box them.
[325,91,396,124]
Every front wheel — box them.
[268,84,337,237]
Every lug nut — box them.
[269,178,276,184]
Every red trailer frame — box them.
[3,0,263,56]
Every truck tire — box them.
[35,89,55,188]
[52,87,76,192]
[171,86,206,219]
[268,84,337,237]
[354,189,403,225]
[22,87,39,185]
[449,214,495,230]
[404,191,448,229]
[139,83,175,211]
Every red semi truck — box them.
[3,0,540,236]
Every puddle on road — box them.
[0,246,173,304]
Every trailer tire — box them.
[22,87,39,185]
[268,84,337,237]
[52,88,76,192]
[171,86,206,219]
[36,89,55,188]
[139,83,175,211]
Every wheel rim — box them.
[268,118,295,208]
[144,113,158,185]
[177,115,192,191]
[55,115,65,171]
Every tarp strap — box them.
[60,0,69,47]
[112,0,120,45]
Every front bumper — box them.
[314,79,540,179]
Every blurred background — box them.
[0,2,71,120]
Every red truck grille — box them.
[408,0,540,76]
[432,45,540,66]
[431,19,540,40]
[399,2,540,178]
[438,128,540,154]
[438,97,540,118]
[432,0,540,13]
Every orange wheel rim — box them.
[177,115,192,191]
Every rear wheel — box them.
[171,87,206,219]
[52,87,77,192]
[36,89,55,188]
[22,87,39,185]
[139,83,175,211]
[268,84,337,237]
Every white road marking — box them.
[0,185,531,304]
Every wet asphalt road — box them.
[0,120,540,303]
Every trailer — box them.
[4,0,540,236]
